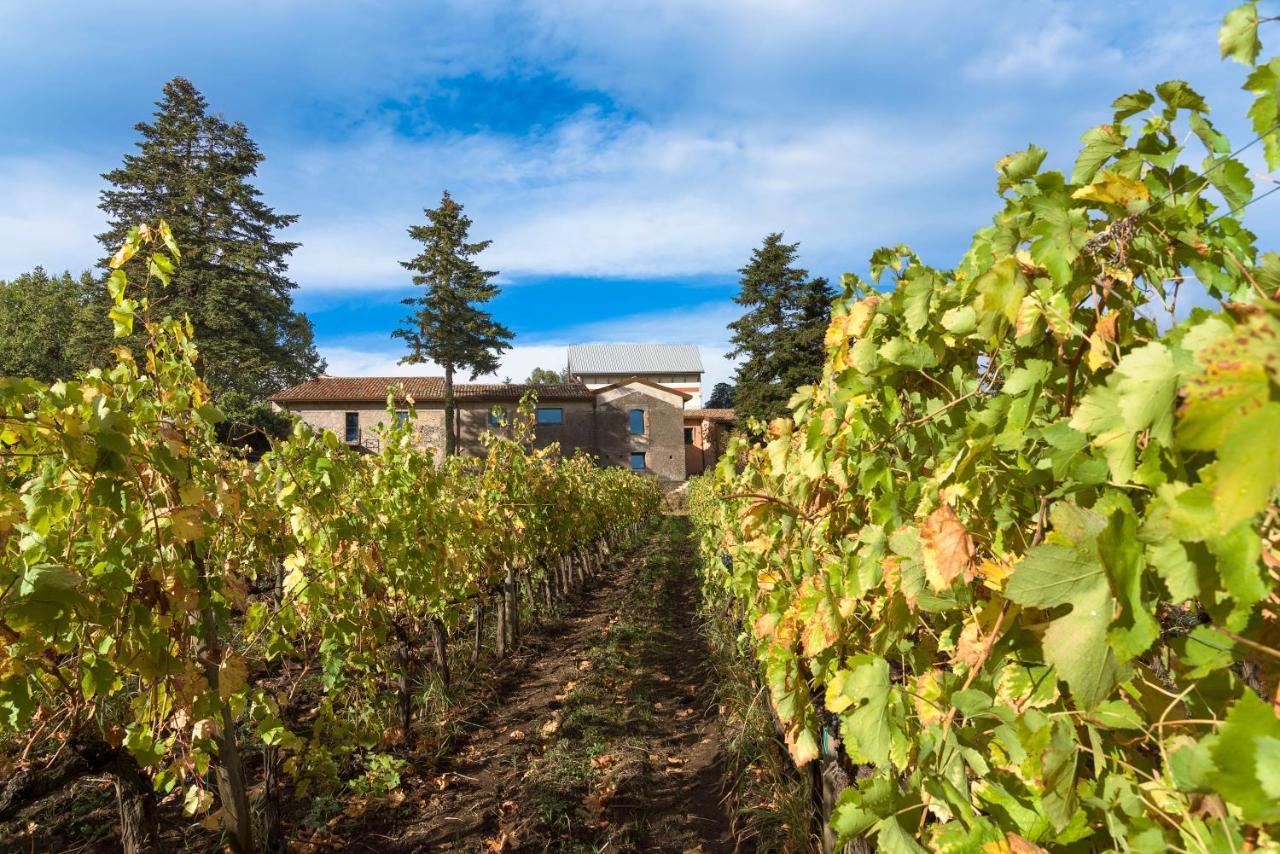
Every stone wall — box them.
[276,385,686,481]
[594,389,685,484]
[281,401,448,456]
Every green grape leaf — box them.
[1156,81,1209,114]
[1005,504,1121,709]
[1177,319,1275,451]
[827,655,892,766]
[1072,124,1126,185]
[1114,342,1178,445]
[1202,154,1253,212]
[1112,90,1154,121]
[1190,113,1231,154]
[1244,58,1280,170]
[1206,691,1280,822]
[995,145,1047,192]
[1220,3,1261,65]
[1212,402,1280,533]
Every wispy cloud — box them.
[4,0,1277,391]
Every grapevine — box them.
[691,7,1280,851]
[0,223,660,851]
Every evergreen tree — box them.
[88,76,323,399]
[393,190,513,455]
[727,233,835,423]
[525,366,567,384]
[706,381,736,409]
[0,268,96,381]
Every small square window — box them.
[536,407,563,424]
[395,410,410,425]
[344,412,359,443]
[629,452,646,471]
[629,408,645,435]
[683,427,694,445]
[488,409,506,427]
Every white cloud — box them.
[964,20,1121,81]
[272,115,996,289]
[0,156,103,279]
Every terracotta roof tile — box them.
[684,408,736,421]
[268,376,594,404]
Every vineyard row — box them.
[0,223,663,852]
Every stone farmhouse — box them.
[268,344,734,485]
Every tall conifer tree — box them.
[393,191,512,455]
[727,233,835,424]
[88,77,323,399]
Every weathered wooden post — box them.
[429,615,450,686]
[505,564,520,648]
[471,602,484,666]
[495,589,507,658]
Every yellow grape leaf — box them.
[976,557,1015,591]
[169,506,205,542]
[847,295,880,337]
[1072,171,1150,209]
[824,313,851,348]
[786,722,820,766]
[920,505,976,591]
[801,595,840,657]
[913,669,946,726]
[983,834,1050,854]
[219,652,248,700]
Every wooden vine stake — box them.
[430,616,450,686]
[471,602,484,666]
[505,564,520,648]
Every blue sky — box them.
[1,1,1275,387]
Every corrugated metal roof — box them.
[567,344,703,375]
[268,376,594,404]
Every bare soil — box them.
[350,515,737,852]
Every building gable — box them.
[593,377,690,408]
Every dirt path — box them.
[349,515,737,853]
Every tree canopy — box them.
[87,76,323,400]
[727,233,834,424]
[0,268,96,381]
[705,381,735,408]
[525,366,568,384]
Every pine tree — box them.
[393,191,513,455]
[88,76,323,399]
[727,233,835,424]
[0,268,96,381]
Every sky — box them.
[1,0,1276,389]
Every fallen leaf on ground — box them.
[584,779,618,816]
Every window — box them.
[395,410,410,425]
[684,427,695,445]
[630,452,646,471]
[536,407,563,424]
[629,408,645,435]
[344,412,359,443]
[488,408,506,427]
